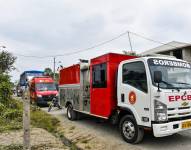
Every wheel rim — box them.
[67,107,72,119]
[122,120,135,140]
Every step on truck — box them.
[59,53,191,143]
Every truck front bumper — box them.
[153,119,191,137]
[36,97,51,106]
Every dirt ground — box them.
[43,107,191,150]
[0,128,69,150]
[42,108,141,150]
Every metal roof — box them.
[20,70,44,76]
[141,41,191,55]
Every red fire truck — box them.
[59,53,191,143]
[29,76,58,106]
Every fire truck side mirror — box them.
[154,71,162,92]
[154,71,162,83]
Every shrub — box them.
[0,99,23,132]
[31,109,60,133]
[0,103,5,115]
[3,109,22,121]
[0,74,12,105]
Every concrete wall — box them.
[182,48,191,62]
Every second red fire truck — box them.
[30,76,58,106]
[59,53,191,143]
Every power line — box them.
[129,31,180,49]
[5,30,184,59]
[12,31,130,59]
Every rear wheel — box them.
[67,104,77,121]
[119,115,144,144]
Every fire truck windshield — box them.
[36,83,57,91]
[148,58,191,89]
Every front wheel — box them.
[119,115,144,144]
[67,104,77,121]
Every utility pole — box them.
[23,85,30,150]
[53,57,56,80]
[128,31,133,52]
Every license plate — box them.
[182,121,191,129]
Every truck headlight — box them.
[154,100,167,122]
[37,94,42,98]
[56,93,59,97]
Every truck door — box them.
[118,61,151,127]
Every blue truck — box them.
[17,70,44,97]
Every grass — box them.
[69,126,76,130]
[0,98,80,150]
[0,144,64,150]
[81,139,89,144]
[0,99,23,133]
[31,107,60,133]
[0,98,60,133]
[85,145,91,149]
[0,144,23,150]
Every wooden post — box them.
[23,86,31,150]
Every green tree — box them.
[44,68,53,76]
[0,51,16,104]
[44,68,59,83]
[0,51,16,73]
[0,74,12,104]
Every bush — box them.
[0,103,5,115]
[31,109,60,133]
[0,99,23,132]
[3,109,22,121]
[8,99,23,110]
[0,74,12,105]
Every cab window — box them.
[122,61,148,93]
[92,63,107,88]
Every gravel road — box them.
[43,107,191,150]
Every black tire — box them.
[119,115,144,144]
[67,104,77,121]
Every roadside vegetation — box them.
[0,51,20,132]
[0,99,23,132]
[31,106,60,133]
[0,99,61,133]
[0,51,71,150]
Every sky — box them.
[0,0,191,82]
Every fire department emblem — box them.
[129,91,136,104]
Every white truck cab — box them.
[117,56,191,142]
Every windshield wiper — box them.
[161,80,173,86]
[161,81,180,91]
[173,82,191,85]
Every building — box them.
[141,41,191,62]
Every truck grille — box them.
[42,94,55,101]
[167,107,191,119]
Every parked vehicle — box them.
[29,76,58,106]
[59,53,191,143]
[16,84,23,97]
[17,70,44,97]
